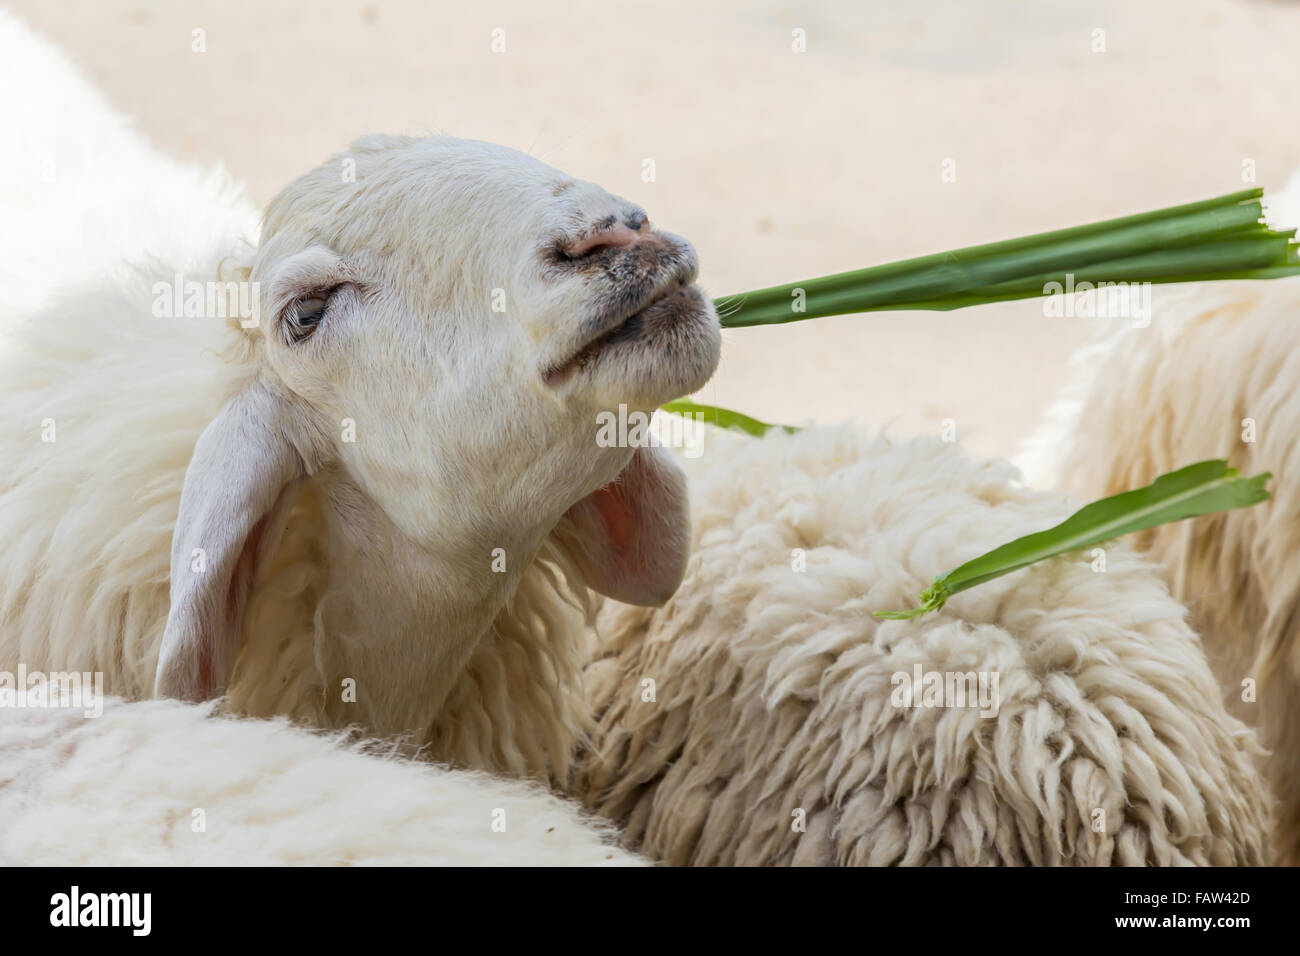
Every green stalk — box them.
[947,234,1298,297]
[875,461,1271,620]
[660,193,1286,622]
[714,189,1300,327]
[729,204,1266,308]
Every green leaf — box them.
[875,460,1271,620]
[694,192,1285,617]
[658,399,796,438]
[714,190,1300,327]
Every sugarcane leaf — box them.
[714,189,1300,327]
[875,460,1271,619]
[698,191,1288,617]
[658,399,796,437]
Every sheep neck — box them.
[311,469,543,740]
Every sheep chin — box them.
[599,284,721,402]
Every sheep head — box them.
[154,134,721,718]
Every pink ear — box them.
[553,445,691,606]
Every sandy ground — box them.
[10,0,1300,461]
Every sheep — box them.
[572,424,1271,865]
[1016,263,1300,865]
[0,694,642,866]
[0,13,664,863]
[0,103,720,778]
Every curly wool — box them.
[1022,277,1300,865]
[574,426,1270,865]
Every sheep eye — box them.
[285,294,330,344]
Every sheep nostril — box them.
[563,221,643,259]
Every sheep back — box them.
[575,426,1270,865]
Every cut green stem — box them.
[714,189,1300,327]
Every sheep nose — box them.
[562,214,650,259]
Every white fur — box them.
[0,696,641,866]
[575,426,1271,865]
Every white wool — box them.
[575,426,1270,865]
[0,696,641,866]
[1022,239,1300,863]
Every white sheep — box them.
[0,13,673,864]
[1017,243,1300,864]
[0,694,641,866]
[0,53,720,781]
[574,425,1271,865]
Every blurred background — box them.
[12,0,1300,460]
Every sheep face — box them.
[250,134,720,544]
[156,134,719,706]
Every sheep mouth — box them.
[544,280,705,389]
[544,307,650,388]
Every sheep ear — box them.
[553,445,690,606]
[154,383,303,701]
